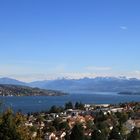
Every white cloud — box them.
[1,71,140,82]
[0,72,97,82]
[134,70,140,74]
[1,65,140,82]
[59,72,97,79]
[125,70,140,79]
[85,66,112,71]
[0,73,60,82]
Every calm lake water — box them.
[1,90,140,113]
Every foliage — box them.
[65,102,73,110]
[52,117,62,131]
[94,111,108,123]
[0,109,42,140]
[128,127,140,140]
[109,126,123,140]
[115,112,128,125]
[59,121,69,130]
[70,123,84,140]
[49,105,64,113]
[75,102,85,110]
[91,129,106,140]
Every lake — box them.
[1,90,140,113]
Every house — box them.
[124,119,135,132]
[25,122,33,127]
[32,132,37,138]
[58,132,66,140]
[45,132,56,140]
[95,104,110,108]
[45,132,66,140]
[110,107,123,113]
[134,120,140,128]
[66,109,81,117]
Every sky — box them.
[0,0,140,82]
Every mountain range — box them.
[0,77,27,86]
[0,77,140,92]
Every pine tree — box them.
[128,127,140,140]
[70,123,84,140]
[91,129,106,140]
[109,126,122,140]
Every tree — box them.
[70,123,84,140]
[96,122,109,139]
[59,121,69,130]
[94,111,107,123]
[86,120,94,130]
[91,129,106,140]
[53,117,62,131]
[109,126,122,140]
[0,109,42,140]
[65,102,73,110]
[75,102,85,110]
[0,109,34,140]
[128,127,140,140]
[65,131,70,140]
[49,105,64,113]
[115,112,128,125]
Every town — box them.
[1,101,140,140]
[0,84,66,97]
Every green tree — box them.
[115,112,128,125]
[86,120,94,130]
[59,121,69,130]
[128,127,140,140]
[53,117,62,131]
[0,109,42,140]
[70,123,84,140]
[109,126,122,140]
[75,102,85,110]
[91,129,106,140]
[65,131,70,140]
[94,111,107,124]
[65,102,73,110]
[49,105,64,113]
[0,109,33,140]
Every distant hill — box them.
[0,77,27,86]
[118,91,140,95]
[1,77,140,92]
[0,84,66,96]
[29,77,140,92]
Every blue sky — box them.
[0,0,140,81]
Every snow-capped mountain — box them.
[29,76,140,92]
[1,77,140,92]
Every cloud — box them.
[120,26,128,30]
[59,72,97,79]
[85,66,112,71]
[0,72,98,82]
[125,70,140,78]
[134,70,140,74]
[2,70,140,82]
[0,73,61,82]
